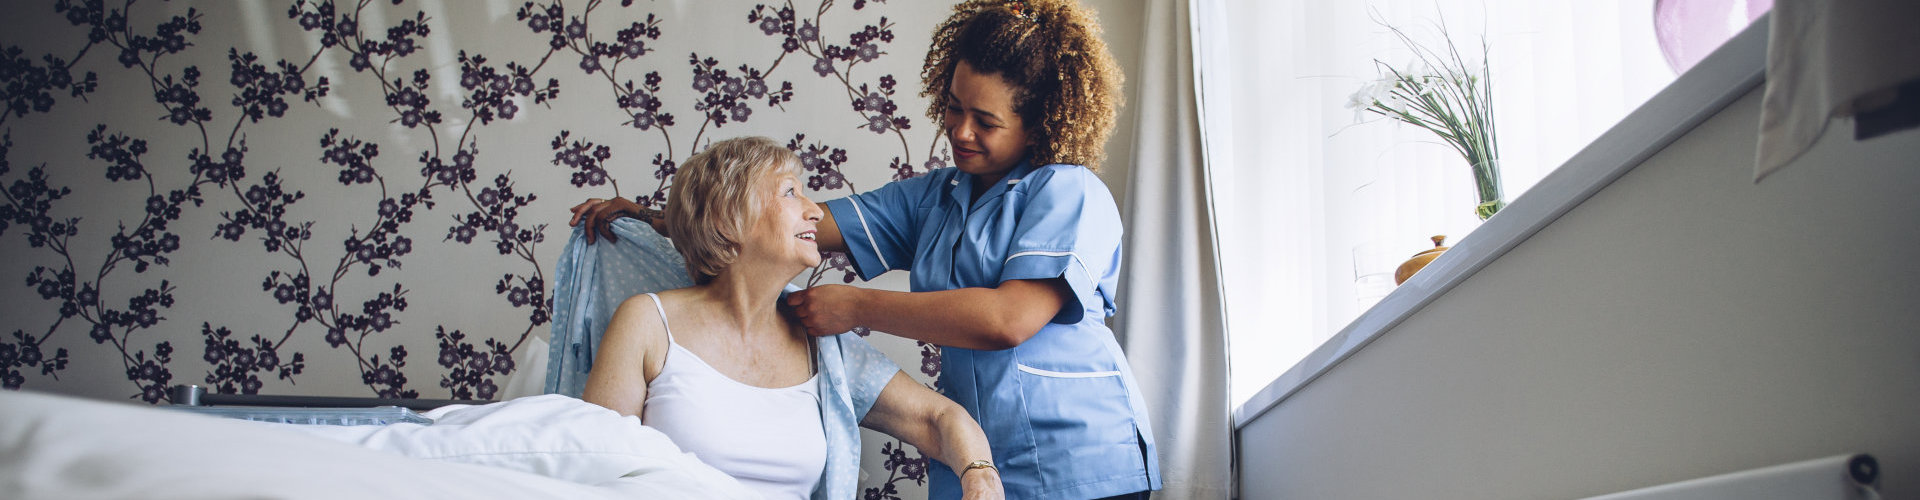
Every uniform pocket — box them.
[1014,363,1141,488]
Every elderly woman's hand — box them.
[961,466,1005,500]
[568,197,664,244]
[783,284,866,336]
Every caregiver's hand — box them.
[567,197,650,244]
[784,285,865,336]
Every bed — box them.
[0,222,762,499]
[0,389,757,499]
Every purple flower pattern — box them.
[202,322,304,395]
[551,131,616,190]
[435,327,513,400]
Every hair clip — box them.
[1006,0,1032,20]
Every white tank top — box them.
[637,293,826,499]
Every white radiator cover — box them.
[1584,454,1880,500]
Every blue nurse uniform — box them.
[825,160,1161,499]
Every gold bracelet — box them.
[962,459,997,477]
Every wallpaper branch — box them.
[1,0,952,496]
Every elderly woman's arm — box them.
[862,372,1004,500]
[580,294,668,417]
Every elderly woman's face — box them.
[943,60,1032,187]
[745,168,824,269]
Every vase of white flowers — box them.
[1347,21,1505,220]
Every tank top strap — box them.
[643,292,674,344]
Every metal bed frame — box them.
[168,384,482,411]
[166,384,489,425]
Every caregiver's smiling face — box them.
[943,60,1033,188]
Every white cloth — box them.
[1757,0,1920,179]
[500,335,550,400]
[636,293,825,500]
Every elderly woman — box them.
[577,136,1002,500]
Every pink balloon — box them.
[1654,0,1773,74]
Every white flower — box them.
[1346,19,1505,219]
[1346,78,1399,122]
[1343,85,1375,112]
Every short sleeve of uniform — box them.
[834,333,903,421]
[999,166,1124,325]
[825,173,943,281]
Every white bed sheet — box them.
[0,390,759,499]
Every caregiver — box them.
[571,1,1158,498]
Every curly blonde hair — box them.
[922,0,1123,171]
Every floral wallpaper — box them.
[0,0,964,496]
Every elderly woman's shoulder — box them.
[600,291,678,356]
[613,289,702,327]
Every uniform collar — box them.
[948,159,1038,209]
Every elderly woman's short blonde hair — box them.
[663,136,803,285]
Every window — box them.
[1199,0,1768,409]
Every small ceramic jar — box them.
[1394,235,1449,285]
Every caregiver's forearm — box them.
[850,279,1066,350]
[814,202,848,253]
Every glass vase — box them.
[1471,158,1506,220]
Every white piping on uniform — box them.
[846,194,889,270]
[1005,250,1098,292]
[1017,363,1122,378]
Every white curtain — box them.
[1194,0,1675,409]
[1111,0,1233,498]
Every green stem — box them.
[1471,155,1504,220]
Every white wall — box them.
[1235,87,1920,498]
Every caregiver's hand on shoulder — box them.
[567,197,647,244]
[784,285,865,336]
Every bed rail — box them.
[168,384,485,412]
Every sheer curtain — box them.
[1194,0,1675,408]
